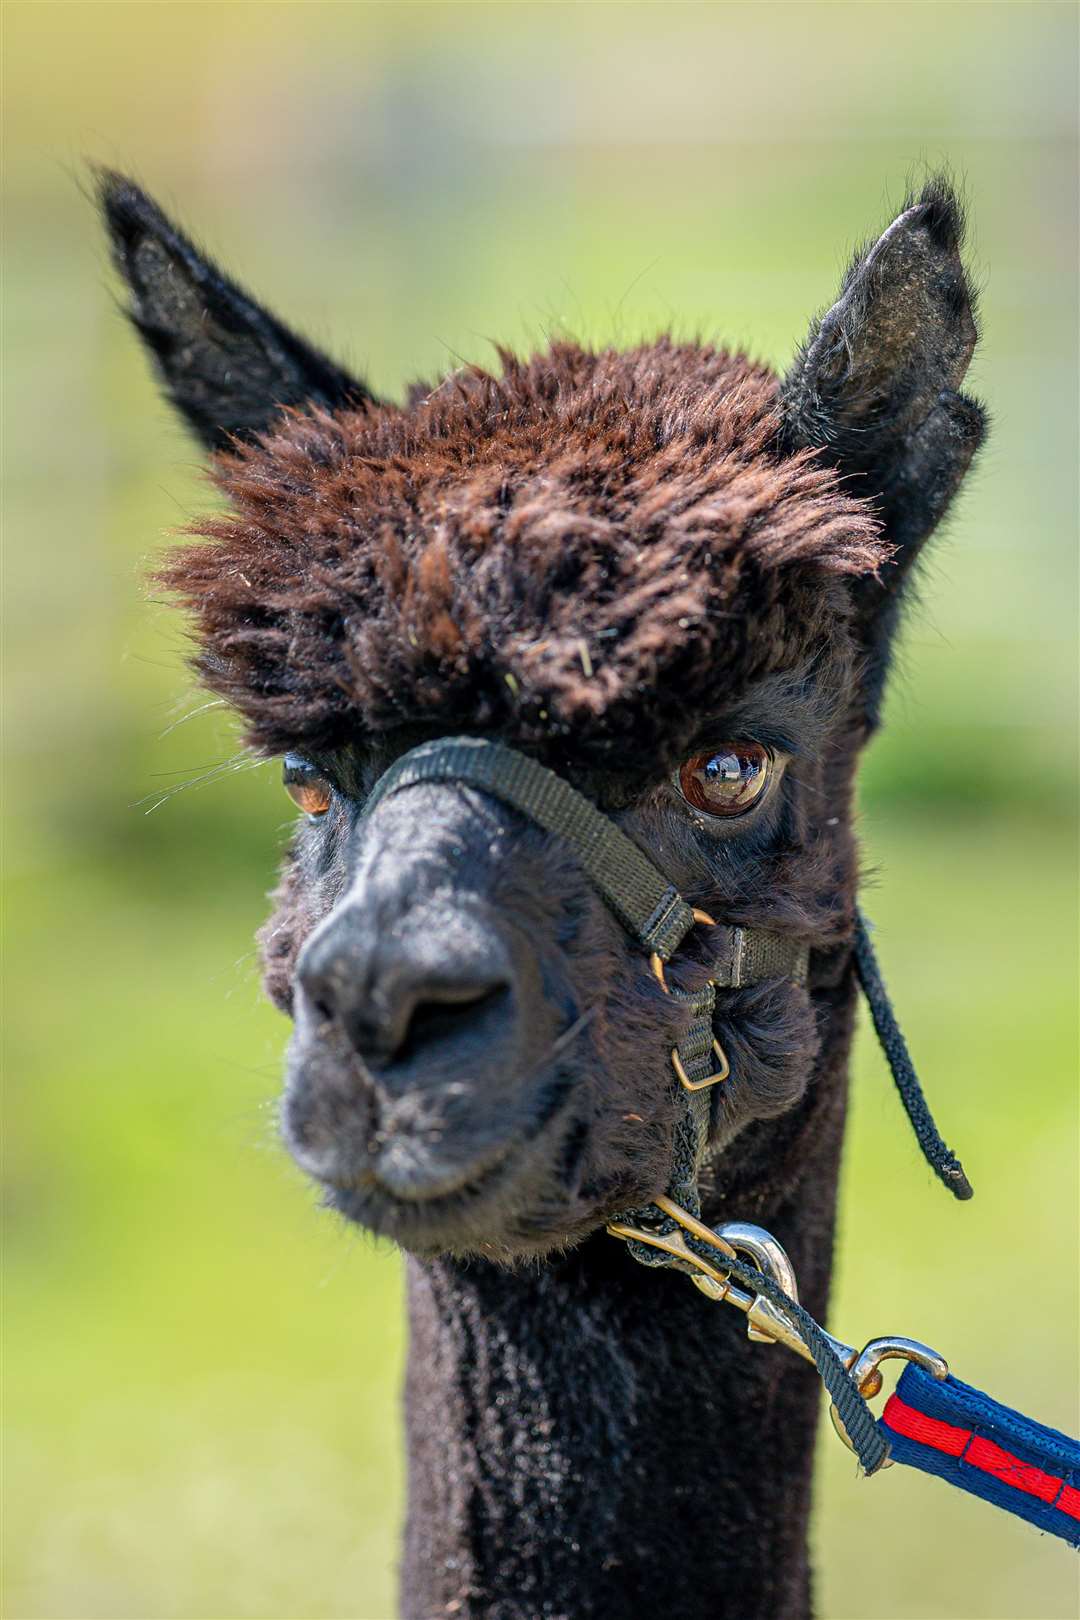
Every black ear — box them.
[781,178,987,725]
[97,171,376,451]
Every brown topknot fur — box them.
[159,339,890,761]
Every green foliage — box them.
[4,3,1076,1616]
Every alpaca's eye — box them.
[676,742,772,818]
[283,755,333,818]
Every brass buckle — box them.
[671,1043,730,1091]
[649,908,731,1092]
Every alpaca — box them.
[101,172,984,1620]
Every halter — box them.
[364,738,1080,1537]
[364,734,809,1101]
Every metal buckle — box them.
[649,908,731,1092]
[670,1043,730,1091]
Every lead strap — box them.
[882,1363,1080,1546]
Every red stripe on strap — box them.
[882,1394,970,1456]
[1057,1484,1080,1521]
[966,1436,1063,1506]
[883,1393,1080,1522]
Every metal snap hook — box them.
[827,1337,949,1462]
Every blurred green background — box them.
[4,4,1077,1617]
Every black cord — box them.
[853,908,973,1201]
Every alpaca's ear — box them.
[781,178,987,724]
[97,171,376,451]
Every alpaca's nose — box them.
[296,908,512,1070]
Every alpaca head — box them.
[102,174,983,1261]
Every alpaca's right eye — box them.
[283,755,333,818]
[676,741,773,818]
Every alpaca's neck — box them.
[400,989,855,1620]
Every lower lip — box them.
[324,1171,510,1250]
[332,1136,518,1215]
[306,1071,581,1238]
[368,1134,518,1203]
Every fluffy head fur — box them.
[160,341,887,765]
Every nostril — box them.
[296,964,338,1027]
[397,982,510,1063]
[304,984,334,1024]
[296,913,514,1067]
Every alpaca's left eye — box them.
[675,742,772,818]
[283,755,333,817]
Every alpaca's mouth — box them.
[372,1132,519,1203]
[313,1073,586,1258]
[324,1139,525,1247]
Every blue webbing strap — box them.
[881,1363,1080,1547]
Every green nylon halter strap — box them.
[363,736,808,988]
[364,736,695,959]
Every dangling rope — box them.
[853,909,973,1200]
